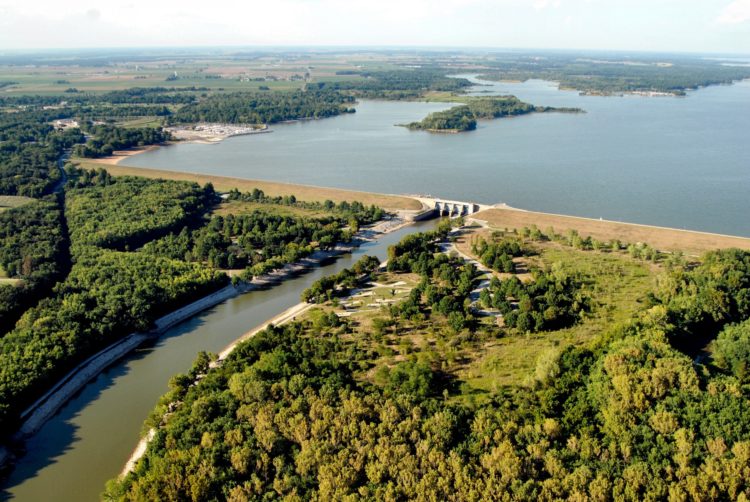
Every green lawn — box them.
[0,195,35,211]
[461,244,656,391]
[211,200,332,220]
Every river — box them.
[0,220,436,501]
[122,76,750,237]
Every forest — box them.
[314,69,473,99]
[406,105,477,132]
[0,198,68,333]
[143,211,348,276]
[170,90,356,125]
[0,161,383,438]
[106,224,750,501]
[0,111,85,196]
[65,175,215,251]
[0,174,226,434]
[72,124,172,158]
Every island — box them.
[403,96,583,132]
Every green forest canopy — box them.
[0,166,385,437]
[106,227,750,501]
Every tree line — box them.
[169,90,355,125]
[0,198,68,334]
[105,234,750,501]
[225,187,385,226]
[72,124,172,158]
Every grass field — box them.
[459,241,655,391]
[212,200,332,219]
[0,195,35,211]
[0,264,21,286]
[76,161,424,211]
[118,116,166,129]
[475,207,750,255]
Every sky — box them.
[0,0,748,54]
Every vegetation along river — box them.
[0,220,437,501]
[124,76,750,237]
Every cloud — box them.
[716,0,750,24]
[533,0,561,11]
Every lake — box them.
[123,79,750,236]
[123,76,750,237]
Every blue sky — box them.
[0,0,748,53]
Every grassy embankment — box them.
[74,159,423,212]
[475,207,750,256]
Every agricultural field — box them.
[0,54,369,96]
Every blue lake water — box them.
[124,76,750,236]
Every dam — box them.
[413,197,490,218]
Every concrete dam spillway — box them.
[414,197,488,218]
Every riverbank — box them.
[11,283,239,443]
[1,216,412,473]
[120,299,315,478]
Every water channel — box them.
[1,220,436,501]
